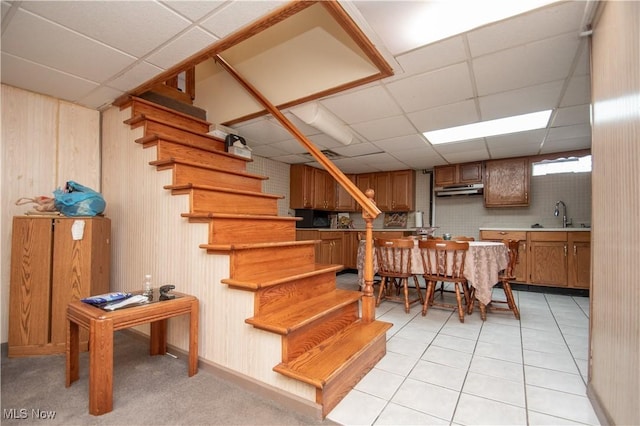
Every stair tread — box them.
[201,239,319,252]
[222,263,342,290]
[165,183,284,199]
[181,212,301,222]
[125,113,215,139]
[151,157,268,180]
[246,289,361,333]
[273,320,392,388]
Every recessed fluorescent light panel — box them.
[424,110,553,145]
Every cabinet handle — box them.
[564,244,567,257]
[499,232,507,235]
[574,245,577,256]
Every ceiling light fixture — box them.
[290,103,355,145]
[423,110,553,145]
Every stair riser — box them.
[255,272,337,316]
[189,189,279,215]
[320,336,387,418]
[169,164,263,192]
[142,120,218,149]
[209,219,296,245]
[130,99,210,133]
[284,303,359,362]
[155,141,246,172]
[230,245,316,280]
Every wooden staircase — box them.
[118,96,392,418]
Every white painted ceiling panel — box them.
[20,1,192,57]
[0,0,594,173]
[386,62,474,113]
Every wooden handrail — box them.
[215,53,380,322]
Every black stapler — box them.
[159,284,176,300]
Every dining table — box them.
[356,239,509,308]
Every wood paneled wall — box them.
[589,1,640,424]
[0,85,100,343]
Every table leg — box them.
[150,319,167,356]
[479,303,487,321]
[89,318,113,415]
[188,300,199,377]
[66,319,79,387]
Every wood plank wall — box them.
[589,1,640,424]
[0,85,100,343]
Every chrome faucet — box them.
[554,200,571,228]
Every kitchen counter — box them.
[479,227,591,232]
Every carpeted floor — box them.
[1,332,335,426]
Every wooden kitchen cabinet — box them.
[528,232,568,287]
[289,164,336,210]
[434,162,483,187]
[9,216,111,356]
[312,168,336,210]
[372,170,415,212]
[318,232,343,266]
[568,232,591,289]
[335,174,357,212]
[343,232,359,269]
[290,164,314,209]
[479,230,528,282]
[484,157,530,207]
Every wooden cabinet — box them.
[290,164,314,209]
[358,170,414,212]
[9,216,111,356]
[568,232,591,289]
[529,232,568,286]
[335,174,357,212]
[343,232,359,269]
[318,232,343,266]
[289,165,336,211]
[312,168,336,210]
[484,157,530,207]
[434,162,483,187]
[479,230,527,282]
[481,229,590,289]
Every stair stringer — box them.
[101,105,319,405]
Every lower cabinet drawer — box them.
[480,230,527,241]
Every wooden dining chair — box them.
[374,238,424,313]
[468,239,521,320]
[435,236,474,298]
[418,240,470,322]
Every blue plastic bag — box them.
[53,181,106,217]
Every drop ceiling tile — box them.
[407,100,478,133]
[391,147,445,171]
[199,1,287,38]
[2,1,11,20]
[268,139,308,155]
[486,129,546,158]
[3,9,136,82]
[234,119,292,144]
[386,62,473,113]
[372,134,428,152]
[107,61,164,92]
[473,33,580,96]
[77,86,126,110]
[250,144,289,158]
[467,1,584,57]
[560,74,591,107]
[330,141,384,158]
[572,41,590,77]
[440,148,490,164]
[432,138,487,155]
[270,154,309,164]
[553,104,590,127]
[1,52,99,103]
[478,80,564,120]
[547,123,591,141]
[146,27,219,69]
[20,1,192,57]
[350,115,416,141]
[320,85,403,124]
[540,136,591,154]
[161,1,226,22]
[395,36,467,76]
[331,158,380,174]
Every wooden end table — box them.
[65,291,199,415]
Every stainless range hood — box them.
[435,183,484,197]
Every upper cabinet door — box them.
[484,158,530,207]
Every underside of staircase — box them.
[117,96,392,418]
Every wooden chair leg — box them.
[467,287,476,315]
[402,277,410,313]
[422,280,435,316]
[376,277,387,307]
[453,283,465,323]
[413,276,424,305]
[502,281,520,319]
